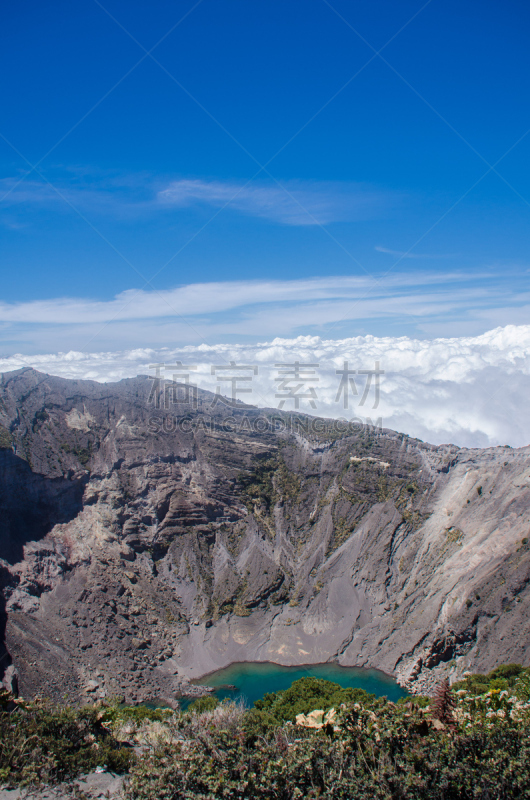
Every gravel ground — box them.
[0,772,125,799]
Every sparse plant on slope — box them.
[430,678,456,730]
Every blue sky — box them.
[1,0,530,352]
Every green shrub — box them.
[489,663,525,680]
[242,707,282,738]
[126,695,530,799]
[397,694,430,708]
[0,701,133,787]
[453,663,530,698]
[186,695,219,713]
[5,669,530,797]
[95,700,172,729]
[253,677,377,724]
[489,677,509,691]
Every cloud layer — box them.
[2,325,530,449]
[1,272,529,354]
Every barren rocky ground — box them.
[0,772,124,799]
[1,367,529,702]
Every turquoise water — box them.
[192,661,406,707]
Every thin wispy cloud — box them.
[375,246,456,259]
[0,273,511,325]
[157,178,394,225]
[0,172,148,218]
[0,171,396,226]
[0,272,527,356]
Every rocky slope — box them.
[0,367,529,702]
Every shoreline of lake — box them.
[193,659,399,684]
[190,660,407,706]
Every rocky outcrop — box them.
[0,367,529,702]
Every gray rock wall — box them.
[0,367,529,701]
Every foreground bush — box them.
[0,696,133,787]
[3,669,530,797]
[126,694,530,799]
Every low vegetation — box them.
[252,676,376,724]
[2,668,530,797]
[0,691,133,786]
[452,662,530,698]
[237,455,300,513]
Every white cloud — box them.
[0,273,528,357]
[0,173,394,226]
[375,246,456,259]
[158,178,392,225]
[2,325,530,449]
[0,273,512,325]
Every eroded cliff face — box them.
[0,367,529,702]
